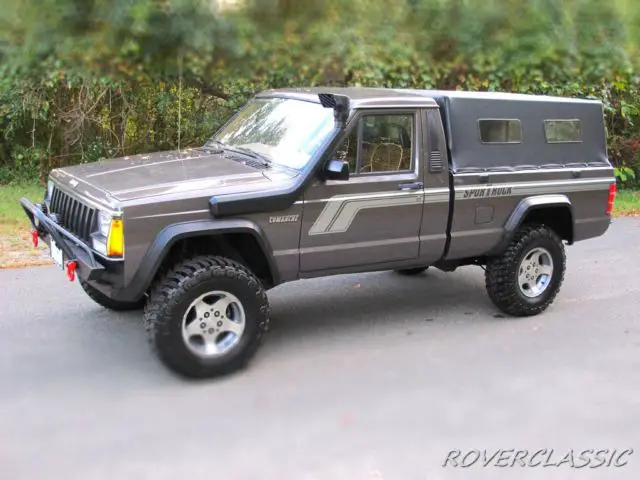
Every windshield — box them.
[206,97,336,170]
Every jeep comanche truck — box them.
[20,87,617,378]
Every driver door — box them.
[299,109,425,273]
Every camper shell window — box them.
[544,119,583,143]
[478,119,522,144]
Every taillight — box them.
[606,183,616,215]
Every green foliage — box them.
[613,189,640,215]
[614,166,636,183]
[0,182,44,228]
[0,0,639,185]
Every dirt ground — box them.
[0,227,54,269]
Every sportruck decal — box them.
[462,186,513,199]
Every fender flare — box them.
[489,194,574,255]
[121,219,280,301]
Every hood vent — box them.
[240,158,270,170]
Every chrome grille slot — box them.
[48,185,97,242]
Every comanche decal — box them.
[269,214,299,224]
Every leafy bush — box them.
[0,0,638,186]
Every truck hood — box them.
[50,148,295,204]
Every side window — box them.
[544,119,582,143]
[333,113,414,175]
[360,114,413,173]
[478,119,522,144]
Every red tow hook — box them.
[65,261,78,282]
[31,229,39,247]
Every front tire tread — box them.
[143,255,269,378]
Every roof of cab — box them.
[257,86,603,108]
[256,87,439,108]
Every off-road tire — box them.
[394,267,429,276]
[79,278,145,311]
[143,255,270,379]
[485,224,566,317]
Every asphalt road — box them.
[1,217,639,480]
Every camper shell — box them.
[397,89,609,173]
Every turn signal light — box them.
[606,183,616,216]
[106,219,124,257]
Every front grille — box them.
[48,186,97,242]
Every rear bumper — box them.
[20,197,126,289]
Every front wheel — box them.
[485,224,566,317]
[144,255,270,378]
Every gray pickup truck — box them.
[21,87,617,378]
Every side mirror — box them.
[325,159,350,181]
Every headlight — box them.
[97,211,112,237]
[46,180,54,201]
[92,211,124,258]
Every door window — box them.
[334,113,414,175]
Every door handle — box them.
[398,181,424,191]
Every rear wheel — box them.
[144,255,269,378]
[79,278,145,311]
[485,224,566,316]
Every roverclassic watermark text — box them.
[443,449,633,469]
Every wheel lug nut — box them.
[200,322,206,328]
[208,328,214,334]
[214,311,220,317]
[217,321,223,327]
[204,312,210,318]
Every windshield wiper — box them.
[203,140,271,167]
[233,146,271,167]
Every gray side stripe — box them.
[308,189,449,236]
[456,177,612,200]
[276,233,446,257]
[302,236,418,253]
[306,177,611,236]
[309,191,420,235]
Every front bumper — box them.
[20,197,107,281]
